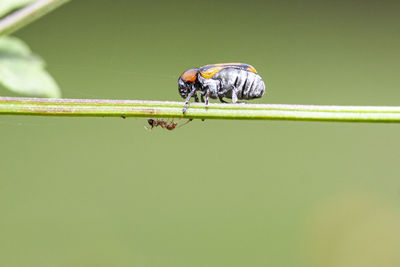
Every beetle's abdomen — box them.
[213,68,265,99]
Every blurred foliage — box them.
[0,0,61,98]
[0,0,35,18]
[0,36,60,97]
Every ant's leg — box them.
[194,93,199,103]
[177,119,193,128]
[165,118,173,126]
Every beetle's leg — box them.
[218,96,229,103]
[200,93,205,103]
[183,88,197,114]
[194,93,199,103]
[231,87,238,104]
[197,93,206,121]
[205,90,210,109]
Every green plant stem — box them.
[1,96,400,123]
[0,0,70,35]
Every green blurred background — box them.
[1,0,400,266]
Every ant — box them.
[145,118,192,131]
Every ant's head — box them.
[147,119,156,127]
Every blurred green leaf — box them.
[0,0,36,18]
[0,36,61,98]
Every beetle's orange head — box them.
[178,68,199,98]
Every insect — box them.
[145,118,191,131]
[178,63,266,113]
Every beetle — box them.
[178,63,266,113]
